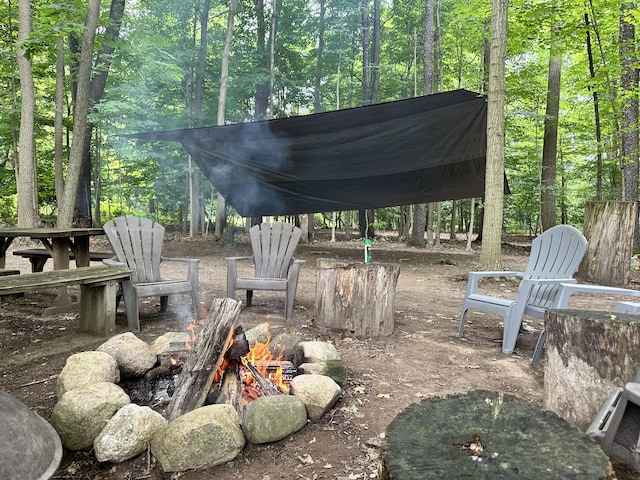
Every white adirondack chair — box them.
[103,216,200,332]
[457,224,588,356]
[226,221,305,321]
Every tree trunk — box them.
[313,0,326,113]
[584,13,604,201]
[410,204,426,246]
[214,0,237,240]
[73,0,126,226]
[16,0,39,228]
[360,0,370,104]
[54,37,64,209]
[370,0,380,103]
[479,0,507,270]
[58,0,102,227]
[540,21,562,231]
[254,0,269,119]
[577,201,637,286]
[410,0,433,246]
[619,1,639,251]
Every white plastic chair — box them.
[226,221,305,321]
[457,225,588,356]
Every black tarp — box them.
[129,89,503,217]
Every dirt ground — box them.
[1,229,639,480]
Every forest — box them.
[0,0,638,245]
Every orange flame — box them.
[185,321,197,351]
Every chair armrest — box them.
[465,270,523,296]
[161,257,199,283]
[226,256,254,281]
[103,258,126,268]
[160,256,199,265]
[555,283,640,309]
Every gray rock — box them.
[150,332,190,354]
[94,403,168,463]
[297,359,347,385]
[56,351,120,398]
[97,332,158,378]
[244,322,273,346]
[269,333,307,361]
[293,341,341,367]
[289,374,342,421]
[50,382,130,451]
[242,394,307,444]
[150,404,245,472]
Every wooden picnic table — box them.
[0,227,105,308]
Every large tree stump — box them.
[380,390,613,479]
[166,297,242,421]
[544,309,640,430]
[315,259,400,338]
[578,201,637,286]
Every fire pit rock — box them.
[150,404,245,472]
[94,403,168,463]
[289,373,342,421]
[50,382,131,451]
[242,394,308,444]
[96,332,158,377]
[56,351,120,398]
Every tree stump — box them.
[315,259,400,338]
[578,201,637,286]
[543,309,640,430]
[380,390,613,480]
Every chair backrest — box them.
[250,222,302,279]
[103,216,165,283]
[522,224,588,309]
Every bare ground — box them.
[1,230,638,480]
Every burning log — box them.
[244,359,286,396]
[166,297,242,421]
[211,361,244,417]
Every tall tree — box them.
[16,0,39,227]
[410,0,434,247]
[619,0,639,249]
[215,0,238,240]
[57,0,101,227]
[479,0,508,270]
[540,21,562,231]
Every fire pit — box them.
[0,389,63,480]
[50,298,345,472]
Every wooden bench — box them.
[0,265,131,337]
[13,248,114,272]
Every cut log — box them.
[315,259,400,338]
[381,390,614,479]
[577,201,637,286]
[166,297,242,421]
[544,308,640,430]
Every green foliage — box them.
[0,0,633,232]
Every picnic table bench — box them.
[13,248,113,273]
[0,265,131,337]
